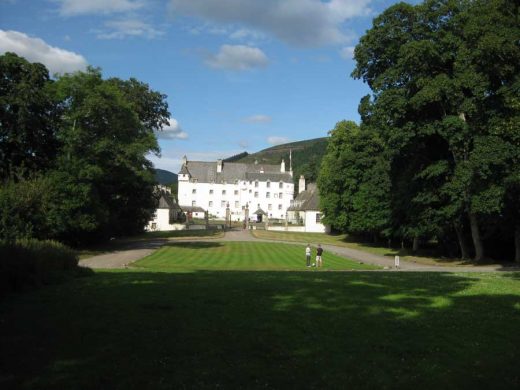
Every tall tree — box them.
[352,0,520,261]
[0,52,60,180]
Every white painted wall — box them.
[304,211,330,233]
[178,177,294,220]
[146,209,186,231]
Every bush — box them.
[0,239,79,297]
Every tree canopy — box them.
[0,53,170,245]
[318,0,520,261]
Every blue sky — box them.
[1,0,412,173]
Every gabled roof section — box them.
[288,183,320,211]
[158,191,181,210]
[179,164,190,175]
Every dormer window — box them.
[266,181,271,188]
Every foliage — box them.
[0,53,61,180]
[0,55,171,245]
[318,0,520,261]
[236,137,329,185]
[0,238,78,296]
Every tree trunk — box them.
[412,236,419,253]
[454,222,470,259]
[468,212,484,262]
[515,224,520,263]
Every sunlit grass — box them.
[134,241,378,271]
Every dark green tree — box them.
[352,0,520,261]
[0,52,61,179]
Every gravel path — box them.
[79,229,520,272]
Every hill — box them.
[154,168,178,185]
[235,137,328,184]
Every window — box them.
[268,204,272,211]
[266,192,270,198]
[209,201,213,207]
[192,200,196,206]
[222,190,226,195]
[279,192,283,199]
[255,181,259,188]
[235,201,239,208]
[221,200,226,207]
[316,213,322,223]
[278,204,282,210]
[192,189,196,194]
[274,193,278,198]
[234,190,239,195]
[209,189,213,195]
[279,182,283,189]
[249,190,252,193]
[254,192,259,198]
[266,181,271,188]
[151,222,157,230]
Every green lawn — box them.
[1,244,520,389]
[134,241,378,271]
[251,230,471,266]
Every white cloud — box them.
[169,0,371,47]
[229,28,266,42]
[206,44,268,71]
[54,0,144,16]
[155,118,189,140]
[267,136,290,146]
[96,19,164,39]
[244,114,271,123]
[340,46,355,60]
[0,30,87,74]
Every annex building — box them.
[178,156,294,221]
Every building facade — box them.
[287,176,330,233]
[146,186,184,231]
[178,156,294,221]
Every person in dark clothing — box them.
[316,244,323,267]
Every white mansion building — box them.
[178,156,294,221]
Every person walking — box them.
[316,244,323,267]
[305,244,312,267]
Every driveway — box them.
[79,229,520,272]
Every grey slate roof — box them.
[179,205,206,213]
[178,161,292,183]
[158,191,181,210]
[288,183,320,211]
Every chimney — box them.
[280,159,285,172]
[299,175,306,194]
[217,159,223,173]
[182,155,187,166]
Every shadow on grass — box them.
[1,271,519,389]
[162,241,224,249]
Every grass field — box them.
[134,241,378,271]
[1,242,520,389]
[251,230,472,266]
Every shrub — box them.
[0,239,79,297]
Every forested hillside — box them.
[236,138,328,184]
